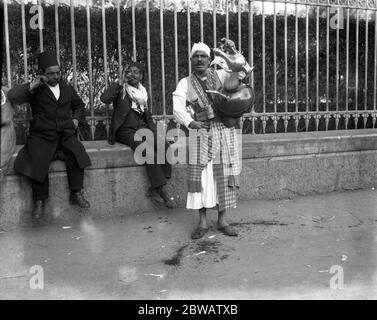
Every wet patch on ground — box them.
[187,238,233,265]
[163,244,188,266]
[226,219,294,242]
[230,219,291,227]
[163,238,234,267]
[194,239,222,254]
[143,226,153,233]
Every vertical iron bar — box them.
[356,9,359,111]
[38,0,43,52]
[374,9,377,111]
[238,0,241,51]
[249,0,254,88]
[316,3,319,113]
[21,0,28,81]
[174,2,178,86]
[326,6,329,114]
[86,0,94,140]
[336,6,340,113]
[262,0,266,133]
[102,0,108,89]
[146,0,153,112]
[117,0,122,79]
[374,3,377,128]
[273,1,277,132]
[213,0,217,49]
[200,0,204,42]
[226,0,229,39]
[249,0,255,134]
[132,0,136,61]
[305,5,309,112]
[188,1,191,76]
[160,0,166,117]
[102,0,109,136]
[55,0,60,65]
[262,0,266,115]
[346,6,349,113]
[70,0,77,90]
[364,9,368,110]
[285,1,288,114]
[274,1,277,115]
[283,1,288,132]
[145,0,153,112]
[316,2,319,130]
[295,3,298,114]
[4,0,11,88]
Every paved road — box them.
[0,189,376,299]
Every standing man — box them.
[8,51,91,220]
[173,40,244,239]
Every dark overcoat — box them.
[1,87,16,176]
[7,80,91,182]
[100,82,156,145]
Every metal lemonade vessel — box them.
[207,41,255,127]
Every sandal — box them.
[217,225,238,237]
[191,227,208,240]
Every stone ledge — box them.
[241,129,377,159]
[6,129,377,175]
[7,141,136,174]
[2,129,377,228]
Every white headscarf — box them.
[190,42,211,58]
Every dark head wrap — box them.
[126,61,144,73]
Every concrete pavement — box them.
[0,189,376,299]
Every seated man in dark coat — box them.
[100,62,174,208]
[8,51,92,220]
[1,87,16,179]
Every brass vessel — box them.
[207,45,255,124]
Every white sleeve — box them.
[216,69,227,85]
[173,78,194,129]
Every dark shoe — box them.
[157,185,175,209]
[31,200,45,220]
[164,199,175,209]
[146,187,165,205]
[69,191,90,209]
[217,225,238,237]
[191,226,209,240]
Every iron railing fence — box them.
[2,0,377,144]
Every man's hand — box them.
[72,119,79,129]
[119,67,127,86]
[188,120,210,130]
[29,75,48,92]
[219,38,236,54]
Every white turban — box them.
[190,42,211,58]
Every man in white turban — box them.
[173,39,245,239]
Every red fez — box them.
[38,51,59,70]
